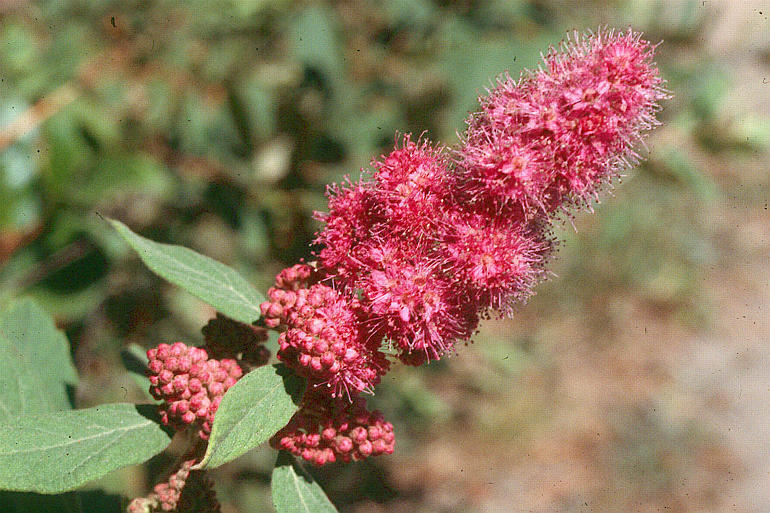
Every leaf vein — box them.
[0,420,154,456]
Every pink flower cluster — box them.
[261,264,390,398]
[271,391,395,465]
[458,29,665,216]
[260,29,665,465]
[147,342,243,440]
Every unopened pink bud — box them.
[336,437,353,453]
[169,342,186,356]
[358,440,373,456]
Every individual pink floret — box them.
[441,211,551,313]
[314,180,383,284]
[353,242,478,365]
[370,135,453,241]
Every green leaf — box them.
[197,365,304,469]
[108,219,264,324]
[271,452,337,513]
[0,335,58,421]
[0,298,78,419]
[0,403,172,494]
[0,301,76,375]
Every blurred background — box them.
[1,0,768,511]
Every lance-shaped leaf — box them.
[0,403,172,494]
[197,365,304,469]
[0,298,78,416]
[109,219,264,324]
[271,452,338,513]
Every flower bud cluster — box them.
[274,263,316,290]
[260,263,319,328]
[147,342,242,440]
[263,282,389,398]
[127,459,220,513]
[270,392,395,465]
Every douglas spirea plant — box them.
[0,28,665,513]
[264,27,665,460]
[127,28,666,512]
[127,28,665,511]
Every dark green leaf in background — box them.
[0,489,123,513]
[119,342,149,377]
[197,365,304,469]
[290,6,343,83]
[71,153,172,205]
[271,451,338,513]
[0,403,172,494]
[109,219,264,324]
[0,490,82,513]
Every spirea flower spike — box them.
[262,28,666,465]
[146,28,665,468]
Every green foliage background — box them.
[2,0,767,511]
